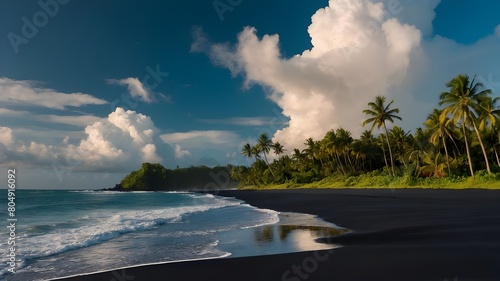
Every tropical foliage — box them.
[232,74,500,188]
[119,163,237,191]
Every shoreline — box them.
[50,213,346,281]
[58,188,500,281]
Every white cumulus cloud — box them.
[0,108,165,172]
[193,0,422,150]
[71,107,163,168]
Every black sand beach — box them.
[59,189,500,281]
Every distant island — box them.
[108,163,238,191]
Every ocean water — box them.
[0,190,342,281]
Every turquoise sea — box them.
[0,190,341,280]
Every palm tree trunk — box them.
[335,152,346,175]
[462,122,474,177]
[494,147,500,167]
[470,119,491,174]
[328,156,335,170]
[442,135,451,175]
[381,142,389,173]
[262,152,276,179]
[346,152,355,171]
[416,152,420,175]
[343,152,351,173]
[383,123,396,176]
[449,135,460,157]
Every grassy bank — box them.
[240,171,500,190]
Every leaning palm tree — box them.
[363,96,402,176]
[424,109,453,175]
[439,74,492,176]
[256,133,276,178]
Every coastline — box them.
[57,188,500,281]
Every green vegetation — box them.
[116,163,237,191]
[231,74,500,190]
[120,163,168,190]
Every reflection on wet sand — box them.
[254,225,349,244]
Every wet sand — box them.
[58,188,500,281]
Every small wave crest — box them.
[239,204,280,229]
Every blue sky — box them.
[1,0,499,189]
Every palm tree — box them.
[336,128,354,172]
[272,142,285,156]
[424,109,453,175]
[358,130,380,171]
[272,141,287,178]
[439,74,492,175]
[377,134,390,174]
[406,127,429,174]
[477,97,500,166]
[251,146,261,160]
[363,96,402,176]
[477,97,500,131]
[256,133,276,178]
[303,138,316,161]
[322,130,346,175]
[292,148,306,172]
[241,143,253,159]
[389,126,411,168]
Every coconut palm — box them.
[303,138,316,161]
[363,96,402,176]
[424,109,453,175]
[322,130,346,175]
[272,142,285,156]
[358,130,381,171]
[389,126,411,168]
[241,143,253,159]
[439,74,492,175]
[336,128,354,172]
[405,127,429,174]
[477,97,500,166]
[256,133,276,178]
